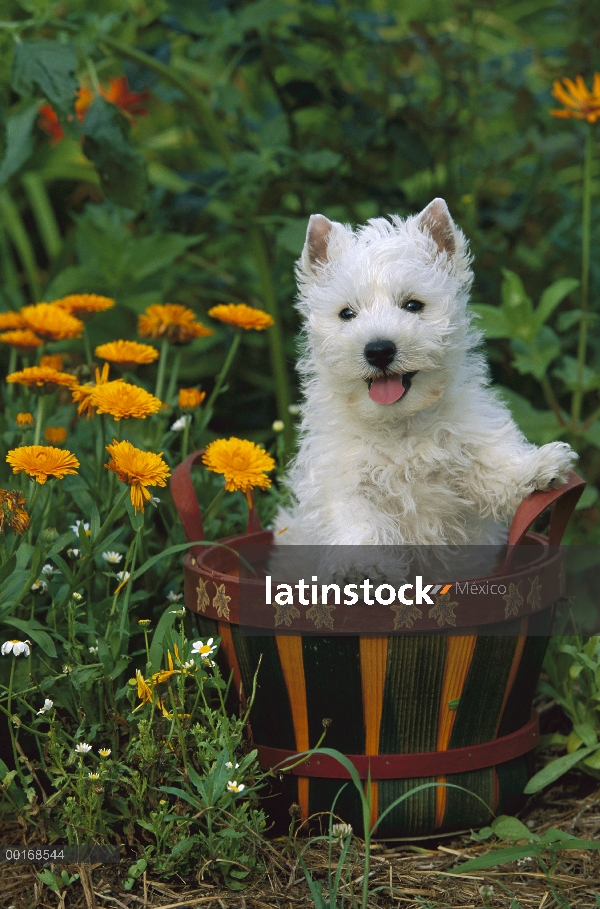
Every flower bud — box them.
[40,526,59,544]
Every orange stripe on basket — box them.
[359,637,388,830]
[497,617,529,732]
[276,636,310,818]
[434,631,477,829]
[217,622,242,698]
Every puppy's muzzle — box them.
[364,339,396,370]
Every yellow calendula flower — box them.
[16,412,34,427]
[95,340,159,369]
[203,437,275,505]
[0,489,30,535]
[178,387,206,410]
[551,73,600,122]
[39,354,64,371]
[105,439,170,513]
[6,366,78,394]
[71,363,115,419]
[91,380,162,420]
[138,303,213,345]
[44,426,68,444]
[6,445,80,484]
[54,294,115,316]
[0,311,26,331]
[208,303,274,331]
[0,329,43,349]
[20,303,83,341]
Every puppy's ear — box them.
[417,198,456,257]
[303,214,333,270]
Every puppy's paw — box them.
[532,442,577,492]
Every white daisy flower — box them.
[98,748,111,758]
[88,772,100,780]
[67,548,81,558]
[227,781,245,794]
[31,579,47,593]
[75,742,92,754]
[70,520,90,536]
[226,761,240,770]
[167,591,183,602]
[332,822,352,840]
[89,646,99,654]
[182,660,195,670]
[170,608,186,616]
[102,551,123,565]
[37,699,53,715]
[191,638,216,658]
[116,571,130,583]
[41,564,55,576]
[1,639,31,657]
[170,415,191,432]
[272,420,284,432]
[288,404,300,416]
[72,592,83,601]
[63,664,73,674]
[150,496,160,507]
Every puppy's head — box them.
[296,198,476,423]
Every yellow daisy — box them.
[7,445,80,484]
[20,303,83,341]
[178,388,206,410]
[0,489,30,535]
[105,439,170,512]
[208,303,274,331]
[95,340,159,369]
[91,381,162,421]
[44,426,68,444]
[54,294,116,316]
[71,363,115,419]
[138,303,213,345]
[6,366,78,394]
[551,73,600,123]
[16,413,34,427]
[39,354,64,371]
[0,311,26,331]
[0,329,43,349]
[203,437,275,505]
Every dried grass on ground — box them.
[3,771,600,909]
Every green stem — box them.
[199,330,242,431]
[20,172,62,261]
[33,394,46,446]
[572,124,595,425]
[182,413,192,461]
[202,486,226,525]
[7,345,17,377]
[166,348,182,404]
[6,659,25,785]
[83,326,94,369]
[154,338,169,403]
[0,188,41,301]
[248,227,293,448]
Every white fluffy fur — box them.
[275,198,576,549]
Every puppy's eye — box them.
[339,307,356,321]
[403,299,423,313]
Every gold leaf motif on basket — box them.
[527,575,542,611]
[503,581,523,618]
[391,602,422,630]
[274,601,300,627]
[428,592,458,627]
[196,578,210,613]
[306,601,335,630]
[212,583,231,619]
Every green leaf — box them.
[492,815,537,842]
[583,746,600,770]
[533,278,579,333]
[0,555,17,587]
[81,97,147,211]
[523,745,596,794]
[11,41,78,134]
[447,697,460,709]
[573,722,599,748]
[575,486,599,510]
[471,304,510,339]
[128,233,202,282]
[553,356,600,393]
[2,617,57,658]
[446,844,542,873]
[496,387,564,445]
[501,269,535,340]
[148,605,179,674]
[511,326,561,381]
[0,103,39,186]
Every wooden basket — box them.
[171,453,584,837]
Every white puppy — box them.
[275,198,576,553]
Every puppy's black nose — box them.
[364,339,397,369]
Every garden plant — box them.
[1,0,600,906]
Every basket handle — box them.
[170,449,262,554]
[501,471,585,575]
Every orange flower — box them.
[38,87,94,144]
[0,312,26,331]
[138,304,213,345]
[39,354,64,371]
[20,303,83,341]
[38,78,148,144]
[71,363,114,419]
[55,294,115,316]
[0,489,30,535]
[95,340,159,369]
[7,445,80,484]
[0,329,43,349]
[551,74,600,123]
[103,76,150,117]
[178,388,206,410]
[91,381,162,421]
[45,426,68,444]
[16,413,34,427]
[6,366,78,394]
[203,437,275,505]
[105,440,170,513]
[208,303,274,331]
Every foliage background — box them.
[0,0,599,520]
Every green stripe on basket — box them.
[377,635,446,835]
[440,769,495,831]
[230,629,296,750]
[496,756,530,817]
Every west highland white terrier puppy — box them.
[274,198,576,558]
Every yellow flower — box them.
[178,387,206,410]
[44,426,68,444]
[7,445,80,484]
[0,311,26,330]
[39,354,64,371]
[16,412,34,427]
[203,437,275,505]
[208,303,274,331]
[6,366,78,394]
[95,340,159,369]
[138,303,213,345]
[0,489,30,535]
[0,329,43,349]
[20,303,83,341]
[54,293,115,316]
[91,380,162,420]
[105,439,170,513]
[71,363,115,419]
[551,74,600,123]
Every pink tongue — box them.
[368,375,405,405]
